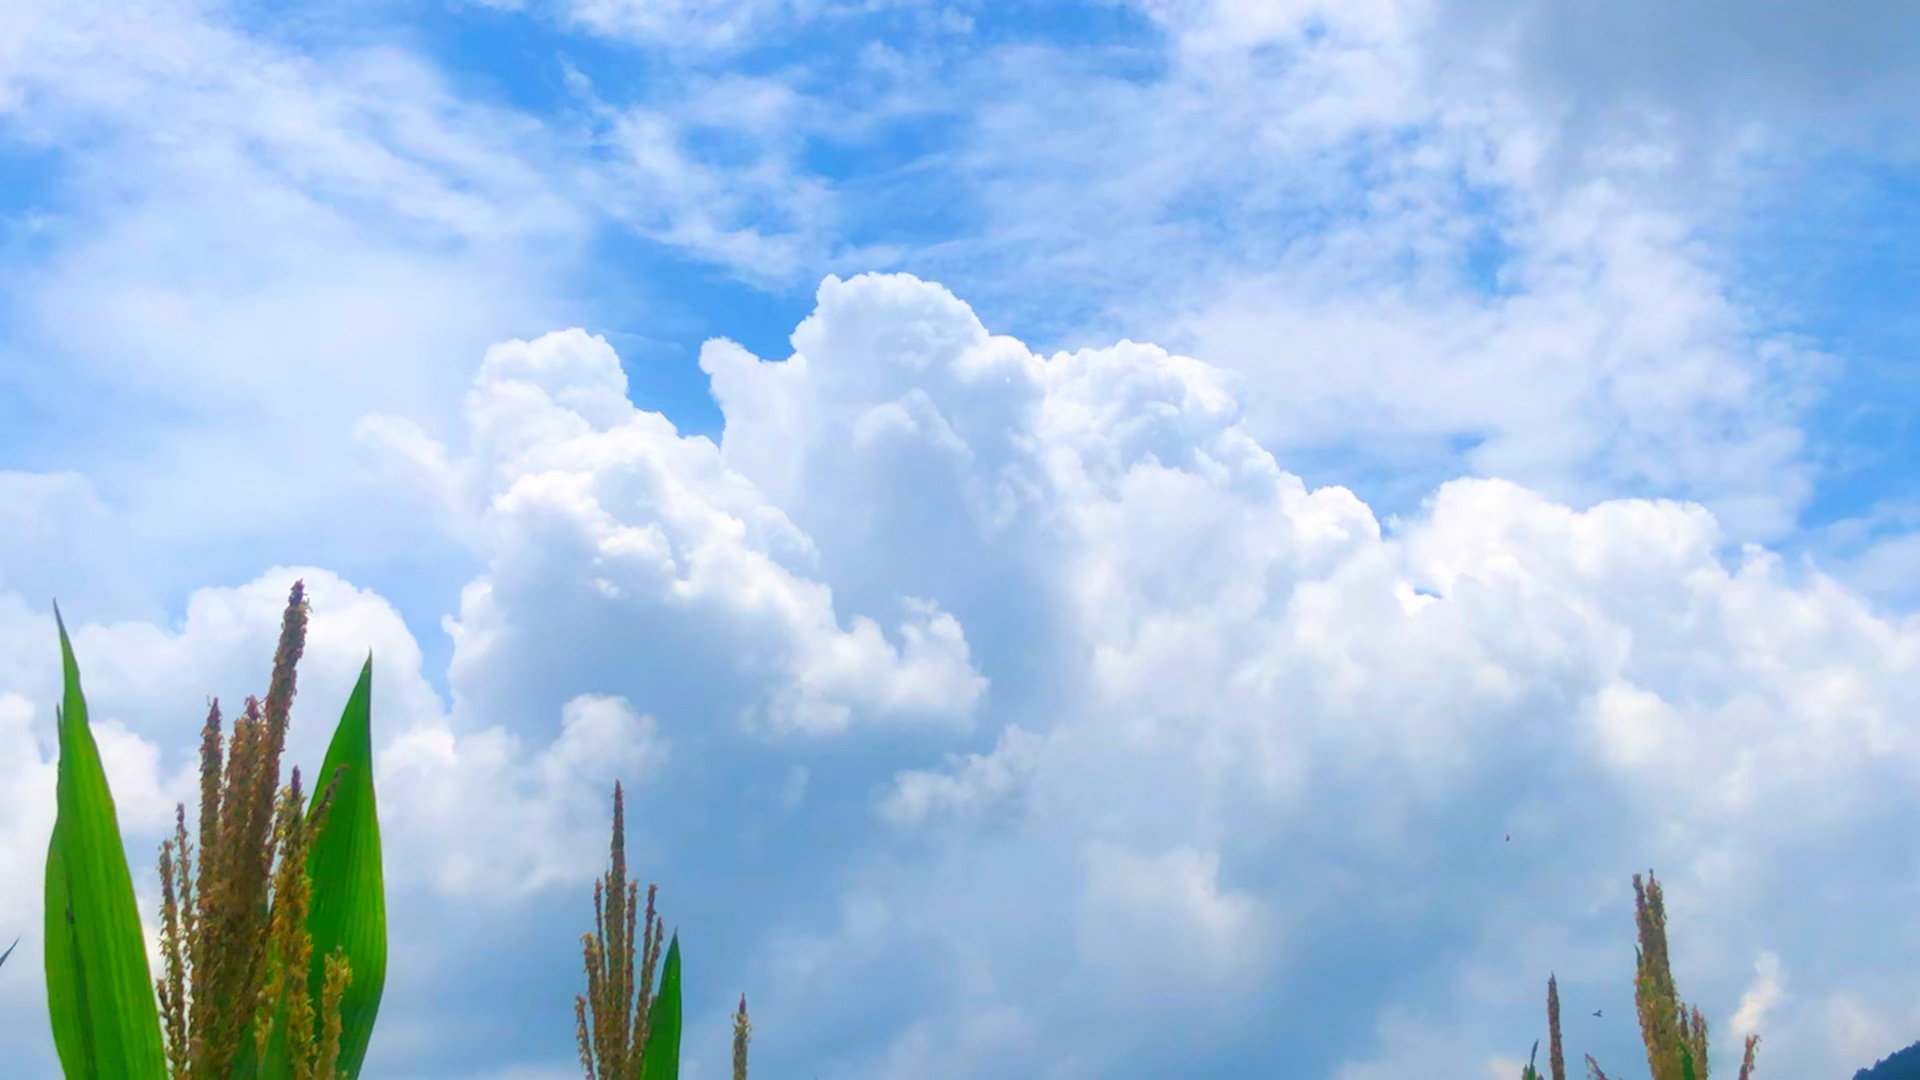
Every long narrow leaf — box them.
[638,934,683,1080]
[301,655,388,1078]
[44,818,89,1072]
[43,606,169,1080]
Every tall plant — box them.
[43,582,387,1080]
[574,781,753,1080]
[42,582,752,1079]
[1525,871,1760,1080]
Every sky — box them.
[0,0,1917,1077]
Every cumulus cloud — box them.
[361,324,989,737]
[379,690,669,899]
[880,723,1042,830]
[4,264,1917,1078]
[768,0,1826,553]
[2,0,1913,1074]
[665,273,1919,1078]
[315,0,1896,569]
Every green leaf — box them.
[234,990,291,1080]
[231,654,388,1080]
[1681,1046,1698,1080]
[42,606,169,1080]
[301,655,388,1078]
[638,934,683,1080]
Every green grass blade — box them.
[302,655,388,1078]
[43,606,169,1080]
[638,934,683,1080]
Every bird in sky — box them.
[1505,833,1511,841]
[1593,1009,1603,1018]
[0,935,18,971]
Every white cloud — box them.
[309,0,1898,574]
[0,0,606,657]
[1167,185,1824,539]
[880,723,1041,829]
[1809,499,1920,613]
[1077,842,1273,999]
[1145,0,1920,161]
[807,3,1831,550]
[560,0,789,49]
[1731,950,1786,1038]
[563,67,840,286]
[3,266,1916,1077]
[550,0,940,51]
[378,690,668,899]
[676,273,1920,1078]
[362,323,989,737]
[0,471,139,618]
[1429,0,1920,159]
[1,0,1914,1074]
[1851,531,1920,609]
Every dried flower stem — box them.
[1535,871,1760,1080]
[576,781,663,1079]
[733,994,751,1080]
[153,581,353,1079]
[573,781,753,1079]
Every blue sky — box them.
[1,0,1918,1077]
